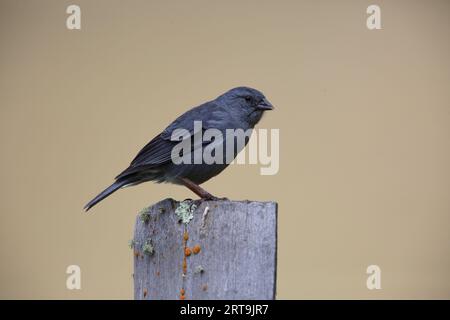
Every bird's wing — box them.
[114,134,176,179]
[128,134,176,167]
[115,101,226,180]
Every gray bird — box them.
[84,87,274,211]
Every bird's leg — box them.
[179,177,219,200]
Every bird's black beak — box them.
[256,98,274,111]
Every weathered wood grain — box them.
[133,198,277,300]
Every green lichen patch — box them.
[194,265,204,274]
[128,239,136,249]
[139,207,151,223]
[175,200,197,224]
[142,238,155,256]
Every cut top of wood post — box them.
[133,198,277,300]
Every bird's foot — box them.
[180,177,228,202]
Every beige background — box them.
[1,0,449,299]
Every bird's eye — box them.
[244,95,252,102]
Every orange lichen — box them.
[180,294,185,300]
[192,245,201,254]
[182,229,189,274]
[182,259,187,274]
[134,250,139,258]
[156,271,160,277]
[180,288,185,295]
[143,288,148,298]
[202,284,208,291]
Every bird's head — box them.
[217,87,274,126]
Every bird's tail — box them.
[84,180,128,212]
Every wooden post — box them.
[133,198,277,300]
